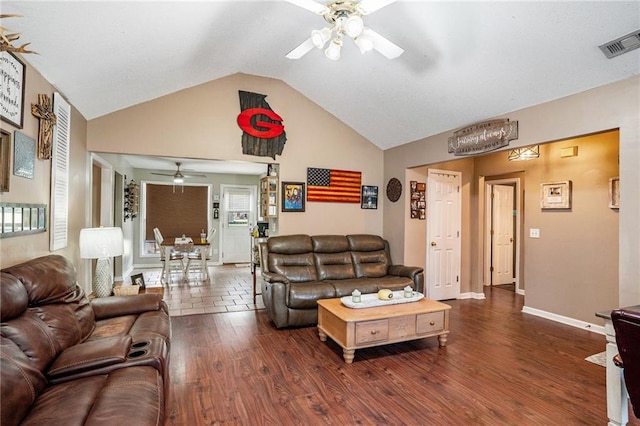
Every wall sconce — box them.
[508,145,540,161]
[79,227,124,297]
[124,180,139,221]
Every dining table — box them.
[160,236,210,282]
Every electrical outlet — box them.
[213,248,218,254]
[529,228,540,238]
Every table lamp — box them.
[79,227,124,297]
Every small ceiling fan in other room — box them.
[285,0,404,60]
[151,162,207,184]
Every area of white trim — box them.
[522,305,605,335]
[459,292,486,300]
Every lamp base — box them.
[94,258,113,297]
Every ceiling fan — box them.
[285,0,404,60]
[151,162,206,183]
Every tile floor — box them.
[130,264,265,317]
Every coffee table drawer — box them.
[416,311,444,334]
[356,319,389,344]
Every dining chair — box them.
[612,308,640,419]
[185,228,216,281]
[153,227,186,283]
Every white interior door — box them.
[491,184,515,285]
[426,169,461,300]
[220,185,256,264]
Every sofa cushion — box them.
[0,272,28,321]
[268,252,318,283]
[20,366,164,426]
[314,252,355,280]
[367,275,416,290]
[1,337,48,426]
[288,282,336,309]
[347,234,386,252]
[326,278,381,297]
[312,235,350,253]
[351,250,389,278]
[267,234,313,254]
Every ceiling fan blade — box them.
[286,37,316,59]
[183,173,207,178]
[363,27,404,59]
[357,0,397,15]
[284,0,329,15]
[150,172,175,177]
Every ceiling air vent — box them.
[599,29,640,59]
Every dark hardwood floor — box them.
[167,284,638,425]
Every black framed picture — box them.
[361,186,378,209]
[0,51,26,129]
[282,182,305,212]
[131,273,146,289]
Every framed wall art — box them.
[0,51,26,128]
[361,185,378,209]
[0,203,46,238]
[609,177,619,209]
[282,182,305,212]
[410,181,426,219]
[0,130,9,192]
[131,273,146,289]
[13,131,35,179]
[540,181,572,210]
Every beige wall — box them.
[385,76,639,324]
[0,57,90,290]
[87,73,384,237]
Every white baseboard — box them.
[522,305,605,335]
[459,292,486,300]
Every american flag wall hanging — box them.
[307,168,361,203]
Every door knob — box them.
[431,242,437,247]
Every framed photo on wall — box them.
[282,182,305,212]
[361,185,378,209]
[540,181,572,210]
[0,51,26,129]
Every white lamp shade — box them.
[355,34,374,53]
[344,15,364,38]
[325,39,342,60]
[80,227,124,259]
[311,27,332,49]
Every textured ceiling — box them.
[3,1,639,151]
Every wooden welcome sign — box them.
[448,119,518,156]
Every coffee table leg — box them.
[438,332,449,347]
[343,349,355,364]
[318,328,327,342]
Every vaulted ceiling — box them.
[3,1,639,151]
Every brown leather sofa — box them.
[259,234,424,328]
[1,255,171,426]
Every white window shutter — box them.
[50,92,70,251]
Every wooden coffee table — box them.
[317,297,451,363]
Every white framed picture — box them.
[540,181,572,210]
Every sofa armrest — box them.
[91,293,164,320]
[47,335,132,381]
[388,265,423,279]
[261,271,289,284]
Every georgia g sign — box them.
[237,108,284,139]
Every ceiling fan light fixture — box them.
[325,37,342,60]
[354,33,374,53]
[173,176,184,184]
[344,15,364,38]
[508,145,540,161]
[311,27,332,49]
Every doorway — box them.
[220,184,257,264]
[425,169,462,300]
[484,178,521,293]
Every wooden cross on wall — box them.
[31,94,57,159]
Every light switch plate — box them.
[530,228,540,238]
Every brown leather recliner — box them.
[1,255,171,426]
[612,308,640,419]
[260,234,424,328]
